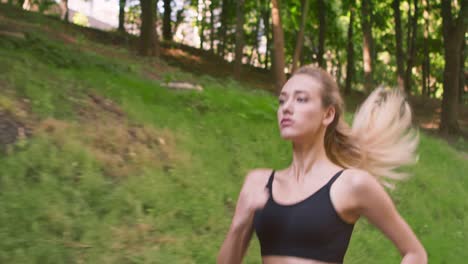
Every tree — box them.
[234,0,245,79]
[392,0,404,89]
[60,0,69,22]
[250,0,262,66]
[260,0,271,69]
[209,0,216,51]
[163,0,173,41]
[199,0,206,49]
[404,0,419,94]
[139,0,159,56]
[218,0,230,57]
[422,0,431,96]
[271,0,286,92]
[118,0,126,32]
[440,0,467,134]
[459,38,466,104]
[291,0,309,73]
[360,0,374,92]
[345,0,355,95]
[317,0,326,68]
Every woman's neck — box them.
[287,134,332,183]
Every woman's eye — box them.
[278,99,284,105]
[297,97,308,102]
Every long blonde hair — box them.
[293,65,419,188]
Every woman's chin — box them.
[279,131,300,141]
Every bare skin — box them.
[217,75,427,264]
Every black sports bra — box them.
[253,169,354,263]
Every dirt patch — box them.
[110,223,177,254]
[409,95,468,151]
[33,92,182,178]
[0,89,35,154]
[159,42,276,92]
[77,91,182,177]
[0,83,182,177]
[0,111,28,153]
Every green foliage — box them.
[0,4,466,263]
[33,0,57,13]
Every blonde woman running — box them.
[217,65,427,264]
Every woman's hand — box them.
[231,181,270,230]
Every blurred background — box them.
[0,0,466,263]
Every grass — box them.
[0,5,467,263]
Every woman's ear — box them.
[322,106,336,126]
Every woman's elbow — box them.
[419,248,428,264]
[415,244,428,264]
[403,247,427,264]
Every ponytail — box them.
[349,86,419,187]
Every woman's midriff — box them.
[262,256,340,264]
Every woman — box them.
[217,66,427,264]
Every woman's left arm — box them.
[351,171,428,264]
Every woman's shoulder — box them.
[242,168,274,188]
[334,168,386,213]
[342,168,378,184]
[341,168,384,195]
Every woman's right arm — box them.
[217,169,270,264]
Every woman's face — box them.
[277,74,334,142]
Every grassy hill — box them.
[0,5,467,263]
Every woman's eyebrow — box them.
[279,90,308,96]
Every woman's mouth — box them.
[280,118,294,127]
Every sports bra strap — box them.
[327,169,345,187]
[265,169,344,191]
[265,169,275,190]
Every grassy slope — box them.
[0,6,467,263]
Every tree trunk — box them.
[459,39,466,105]
[163,0,172,41]
[218,0,229,58]
[60,0,69,22]
[335,49,342,84]
[251,4,262,66]
[139,0,159,56]
[199,0,206,50]
[300,45,306,67]
[118,0,126,32]
[261,0,271,70]
[317,0,326,68]
[64,1,69,22]
[271,0,286,92]
[173,9,185,38]
[422,0,430,97]
[210,1,215,51]
[439,0,467,135]
[345,2,355,95]
[360,0,373,92]
[234,0,245,80]
[291,0,309,73]
[392,0,405,89]
[404,0,418,95]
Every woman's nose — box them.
[282,98,293,114]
